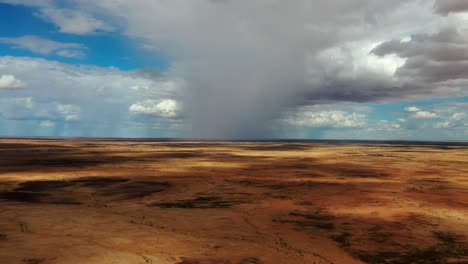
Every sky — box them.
[0,0,467,140]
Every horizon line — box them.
[0,136,467,145]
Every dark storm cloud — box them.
[373,28,468,85]
[372,28,468,62]
[435,0,468,14]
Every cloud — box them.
[431,102,468,129]
[0,36,87,58]
[36,8,115,35]
[0,0,52,6]
[0,56,181,137]
[39,120,55,128]
[0,1,114,34]
[404,106,422,112]
[0,56,178,101]
[66,0,466,138]
[291,111,367,128]
[410,111,439,119]
[0,97,82,122]
[433,112,467,129]
[372,28,468,87]
[56,104,80,121]
[0,74,25,89]
[284,104,369,128]
[129,99,180,118]
[2,1,468,139]
[435,0,468,14]
[402,105,439,119]
[1,97,52,121]
[375,120,401,131]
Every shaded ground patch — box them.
[238,257,263,264]
[22,258,46,264]
[0,177,171,205]
[329,222,468,264]
[0,191,48,203]
[151,196,247,209]
[0,142,137,172]
[273,210,335,231]
[177,258,232,264]
[69,177,130,187]
[177,257,262,264]
[15,181,75,192]
[105,181,171,200]
[230,179,342,190]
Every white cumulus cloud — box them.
[410,111,439,119]
[404,106,422,112]
[129,99,180,119]
[0,74,25,89]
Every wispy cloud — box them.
[0,35,87,58]
[36,8,115,35]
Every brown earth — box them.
[0,139,467,264]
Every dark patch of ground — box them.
[15,181,75,192]
[177,258,232,264]
[330,232,352,247]
[230,179,342,190]
[273,210,335,231]
[22,258,46,264]
[0,191,47,203]
[106,181,170,200]
[151,196,247,209]
[69,177,130,187]
[238,257,263,264]
[177,257,262,264]
[0,177,171,204]
[333,226,468,264]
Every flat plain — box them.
[0,139,467,264]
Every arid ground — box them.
[0,139,467,264]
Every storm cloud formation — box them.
[75,1,417,138]
[2,0,468,139]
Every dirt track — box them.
[0,139,467,264]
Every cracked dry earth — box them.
[0,139,467,264]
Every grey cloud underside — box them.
[372,27,468,98]
[435,0,468,14]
